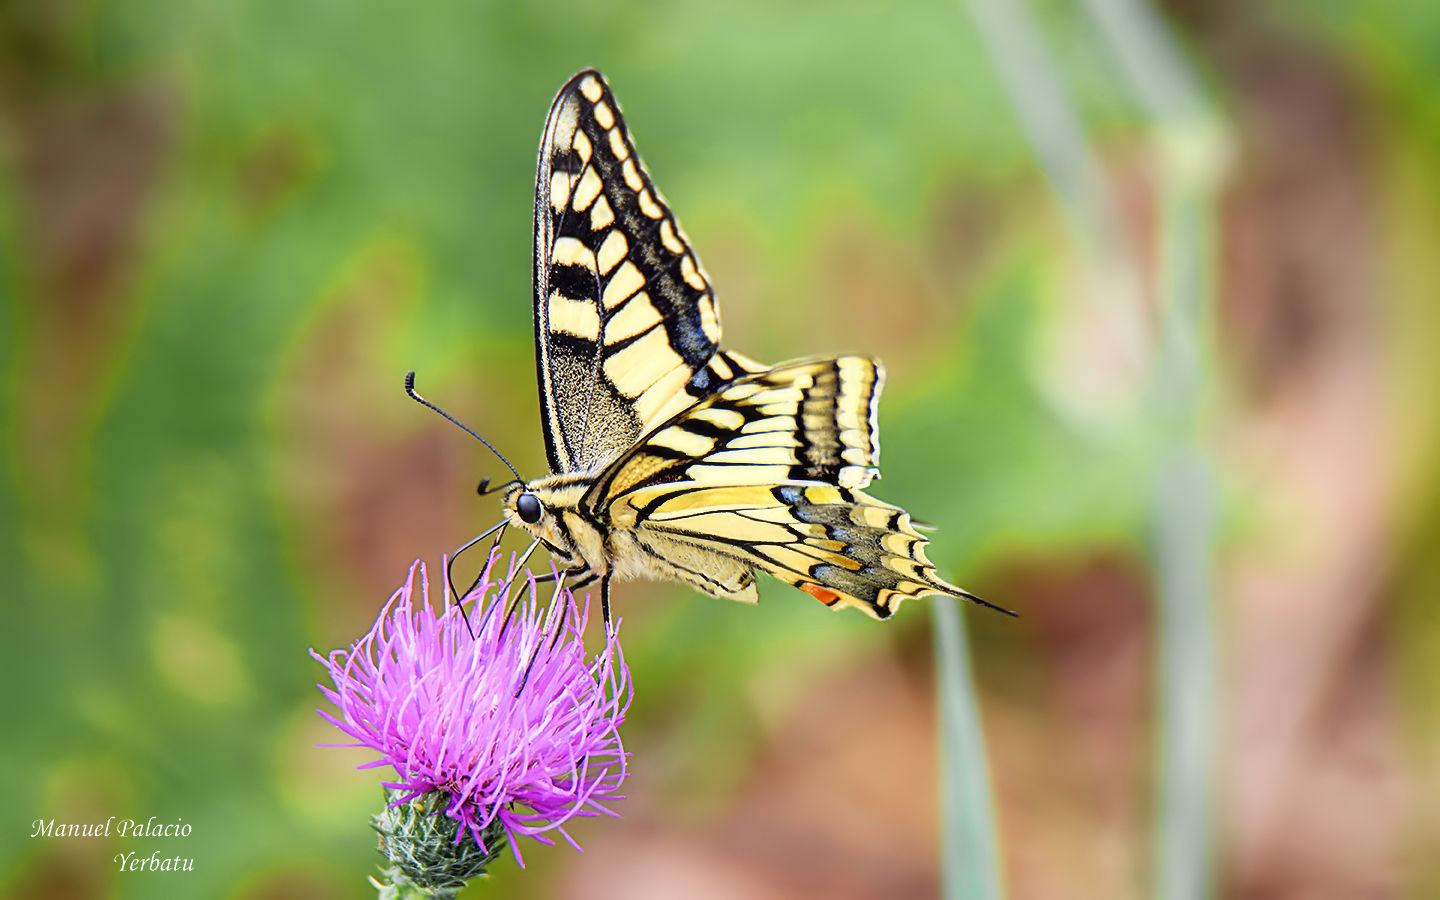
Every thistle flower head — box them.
[312,550,631,875]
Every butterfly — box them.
[414,69,1010,625]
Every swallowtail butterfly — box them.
[420,70,1009,624]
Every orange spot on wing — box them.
[799,582,842,606]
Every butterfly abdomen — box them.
[607,527,759,602]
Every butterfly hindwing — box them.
[606,481,972,620]
[534,69,729,474]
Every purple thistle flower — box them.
[312,549,631,874]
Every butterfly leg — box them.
[548,567,609,630]
[567,570,599,590]
[532,563,588,586]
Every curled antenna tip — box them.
[402,369,523,483]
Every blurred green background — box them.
[3,0,1439,897]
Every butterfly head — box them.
[499,476,597,571]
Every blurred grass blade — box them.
[964,0,1227,895]
[1152,449,1217,900]
[934,597,1003,900]
[1079,3,1229,897]
[960,0,1115,240]
[960,0,1148,358]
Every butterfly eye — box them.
[516,492,543,524]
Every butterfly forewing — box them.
[535,69,730,474]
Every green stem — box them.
[934,597,1003,900]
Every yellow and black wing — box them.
[590,356,1009,619]
[534,69,759,475]
[588,356,886,503]
[612,482,998,620]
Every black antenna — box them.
[404,371,522,483]
[476,478,508,496]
